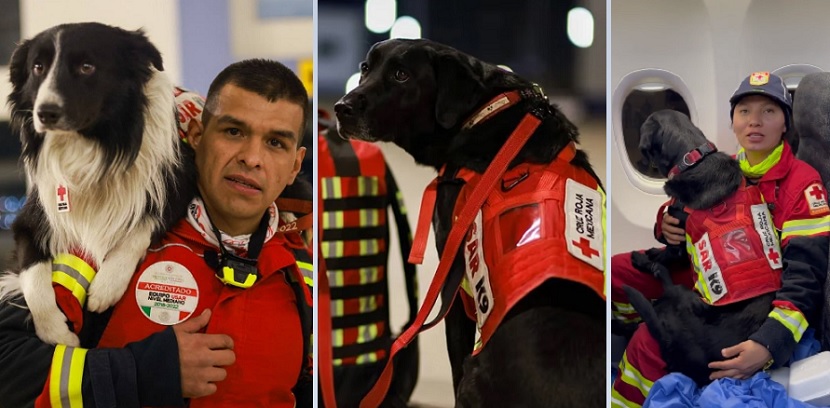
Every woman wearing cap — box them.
[611,72,830,407]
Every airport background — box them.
[318,0,605,405]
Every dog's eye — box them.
[32,63,44,76]
[359,62,369,75]
[393,69,410,82]
[78,63,96,75]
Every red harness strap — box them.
[359,113,542,408]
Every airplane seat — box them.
[792,71,830,351]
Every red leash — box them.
[359,113,543,407]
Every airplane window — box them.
[620,87,691,178]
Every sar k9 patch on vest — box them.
[464,210,494,329]
[804,183,830,216]
[693,232,727,304]
[564,179,604,271]
[135,261,199,325]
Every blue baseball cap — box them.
[729,72,792,128]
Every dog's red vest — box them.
[683,180,783,305]
[449,143,605,351]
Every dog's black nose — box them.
[37,104,62,126]
[334,94,367,118]
[334,100,355,118]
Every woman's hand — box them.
[661,213,686,245]
[708,340,772,380]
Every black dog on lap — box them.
[336,39,605,407]
[625,109,774,386]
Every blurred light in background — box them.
[365,0,397,33]
[345,72,362,94]
[567,7,593,48]
[389,16,421,39]
[636,83,669,92]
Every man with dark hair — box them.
[0,59,313,408]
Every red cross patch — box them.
[804,183,830,216]
[56,184,70,213]
[749,71,770,86]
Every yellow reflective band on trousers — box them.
[50,345,88,408]
[51,254,96,306]
[611,387,642,408]
[781,216,830,241]
[618,352,653,400]
[769,306,808,343]
[296,261,313,287]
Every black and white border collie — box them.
[4,22,195,346]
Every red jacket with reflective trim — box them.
[654,142,830,367]
[35,218,311,408]
[456,146,605,350]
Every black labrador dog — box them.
[335,39,605,407]
[627,109,773,386]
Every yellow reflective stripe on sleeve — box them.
[51,254,96,306]
[769,306,808,343]
[618,352,653,398]
[781,215,830,241]
[612,301,636,315]
[611,387,642,408]
[296,261,313,287]
[50,344,88,408]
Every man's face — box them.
[188,83,306,235]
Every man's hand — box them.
[708,340,772,380]
[661,213,686,245]
[173,309,236,398]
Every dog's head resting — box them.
[8,22,167,175]
[638,110,709,177]
[334,39,576,169]
[639,110,742,209]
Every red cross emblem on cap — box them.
[572,237,599,258]
[750,71,770,86]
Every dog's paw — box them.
[35,313,80,347]
[630,251,656,272]
[86,271,132,313]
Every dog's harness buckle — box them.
[668,142,718,180]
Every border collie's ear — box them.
[131,29,164,71]
[433,51,487,129]
[9,39,31,90]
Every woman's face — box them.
[732,94,786,156]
